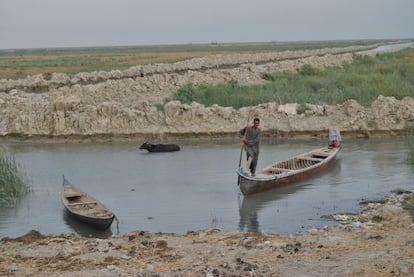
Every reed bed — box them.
[169,48,414,108]
[0,149,30,207]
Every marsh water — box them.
[0,137,413,238]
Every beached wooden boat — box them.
[61,176,115,230]
[237,146,340,195]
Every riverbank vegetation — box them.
[168,47,414,108]
[0,149,30,207]
[0,39,393,80]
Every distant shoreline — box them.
[0,38,402,52]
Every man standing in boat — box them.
[240,118,261,176]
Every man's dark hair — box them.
[253,118,260,123]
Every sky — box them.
[1,0,413,49]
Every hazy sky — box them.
[1,0,413,49]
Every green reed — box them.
[168,48,414,109]
[0,149,30,207]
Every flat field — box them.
[0,39,392,79]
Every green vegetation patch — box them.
[401,194,414,210]
[0,149,30,207]
[169,48,414,108]
[166,80,266,109]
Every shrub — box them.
[299,64,321,76]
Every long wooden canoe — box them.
[61,176,115,230]
[237,146,340,195]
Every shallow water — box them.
[0,137,413,238]
[371,42,414,52]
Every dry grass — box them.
[0,40,394,79]
[0,51,215,79]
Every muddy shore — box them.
[0,190,413,276]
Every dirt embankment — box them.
[0,190,413,276]
[1,43,413,141]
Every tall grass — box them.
[168,48,414,108]
[0,149,30,207]
[166,80,265,108]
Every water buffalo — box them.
[139,142,180,152]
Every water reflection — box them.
[63,210,113,239]
[238,183,308,232]
[238,159,342,232]
[324,159,342,186]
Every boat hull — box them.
[64,209,114,230]
[237,146,340,195]
[61,176,115,231]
